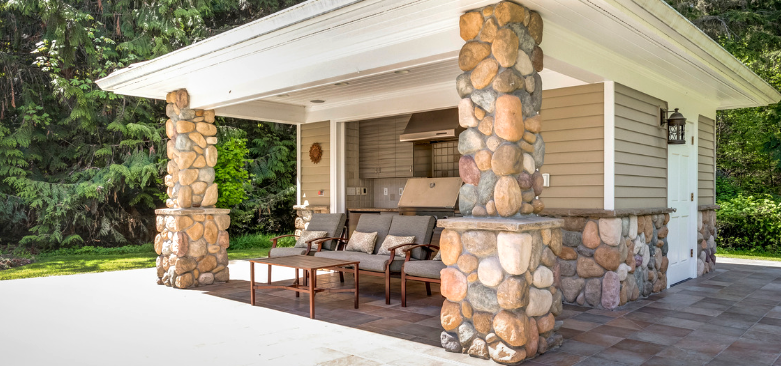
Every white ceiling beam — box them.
[215,100,306,124]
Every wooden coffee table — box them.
[248,255,359,319]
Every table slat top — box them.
[248,255,358,270]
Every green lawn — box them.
[716,248,781,262]
[0,233,289,281]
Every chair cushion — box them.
[306,213,347,251]
[354,214,394,254]
[376,235,415,257]
[294,230,328,248]
[314,251,404,273]
[404,260,446,279]
[388,215,436,259]
[270,247,309,257]
[345,231,377,254]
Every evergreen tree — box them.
[0,0,303,251]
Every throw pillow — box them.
[294,230,328,248]
[345,231,378,254]
[433,250,442,261]
[377,235,416,257]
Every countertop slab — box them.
[347,207,399,212]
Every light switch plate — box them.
[383,188,388,196]
[542,173,550,187]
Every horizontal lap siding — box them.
[698,116,716,205]
[540,83,604,209]
[614,83,668,209]
[300,122,330,206]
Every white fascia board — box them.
[603,81,615,211]
[608,0,781,106]
[95,0,363,93]
[215,100,306,124]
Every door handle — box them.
[691,193,694,202]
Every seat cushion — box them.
[307,213,347,251]
[388,215,436,259]
[354,215,394,254]
[314,251,404,273]
[270,247,309,257]
[404,260,446,279]
[294,230,328,248]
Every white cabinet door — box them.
[667,120,696,286]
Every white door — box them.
[667,120,696,286]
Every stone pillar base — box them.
[437,217,563,364]
[697,206,718,276]
[293,205,329,237]
[154,208,231,288]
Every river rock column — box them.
[457,1,545,218]
[153,89,231,288]
[438,218,564,363]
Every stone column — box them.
[697,206,718,276]
[153,89,231,288]
[439,3,563,363]
[457,1,545,218]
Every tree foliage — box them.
[0,0,303,251]
[669,0,781,197]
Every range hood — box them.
[400,108,464,142]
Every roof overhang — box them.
[96,0,781,124]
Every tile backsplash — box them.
[373,178,409,208]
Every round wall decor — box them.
[309,143,323,164]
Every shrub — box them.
[717,194,781,253]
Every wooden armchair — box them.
[267,213,346,284]
[400,244,444,307]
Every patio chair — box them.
[268,213,346,283]
[313,214,435,304]
[399,245,443,307]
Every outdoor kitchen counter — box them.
[347,208,399,212]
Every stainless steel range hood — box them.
[399,108,463,142]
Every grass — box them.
[0,233,295,281]
[717,248,781,262]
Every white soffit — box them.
[95,0,780,121]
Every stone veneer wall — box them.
[153,89,231,288]
[698,206,718,276]
[456,1,546,218]
[549,212,672,309]
[438,218,564,364]
[294,205,330,238]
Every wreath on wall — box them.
[309,143,323,164]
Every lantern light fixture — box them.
[660,108,686,144]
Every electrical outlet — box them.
[542,173,550,187]
[384,188,388,196]
[360,187,367,195]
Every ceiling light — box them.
[310,100,325,104]
[394,70,410,74]
[334,82,349,86]
[277,94,290,98]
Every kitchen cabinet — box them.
[359,118,421,179]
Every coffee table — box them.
[248,255,360,319]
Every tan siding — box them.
[540,84,604,209]
[300,121,330,206]
[614,83,668,209]
[698,115,716,205]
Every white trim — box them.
[338,122,346,213]
[296,124,302,206]
[215,100,306,124]
[603,81,616,210]
[329,121,343,213]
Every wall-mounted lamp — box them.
[660,108,686,144]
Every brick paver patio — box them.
[3,257,781,365]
